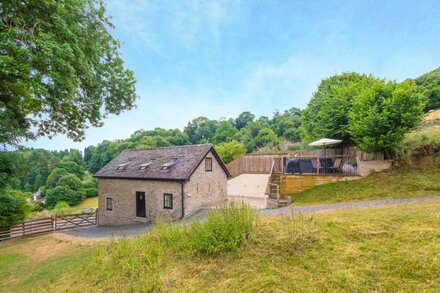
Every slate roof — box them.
[94,144,231,181]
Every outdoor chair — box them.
[329,158,342,173]
[311,158,322,173]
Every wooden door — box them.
[136,192,146,218]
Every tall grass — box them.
[274,213,319,254]
[187,204,257,255]
[87,204,257,292]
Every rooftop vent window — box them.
[116,163,129,171]
[161,157,179,170]
[139,158,156,170]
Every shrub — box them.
[84,187,98,198]
[52,201,72,216]
[83,177,97,189]
[395,126,440,166]
[0,190,31,227]
[59,160,85,179]
[56,174,83,191]
[45,185,85,208]
[216,140,246,163]
[33,201,45,212]
[186,203,257,255]
[46,168,69,188]
[254,128,278,147]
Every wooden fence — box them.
[226,148,389,177]
[226,149,343,177]
[0,211,96,241]
[227,154,285,177]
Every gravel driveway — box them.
[260,195,440,216]
[62,195,440,239]
[62,223,151,239]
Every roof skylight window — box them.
[161,157,179,170]
[139,158,156,170]
[116,163,129,171]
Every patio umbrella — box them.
[308,138,342,173]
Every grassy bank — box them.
[1,202,439,292]
[0,234,97,292]
[291,167,440,205]
[74,196,98,210]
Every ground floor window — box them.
[163,193,173,209]
[106,197,113,211]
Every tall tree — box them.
[184,117,218,144]
[212,121,238,144]
[271,107,302,142]
[348,80,427,153]
[0,0,137,146]
[300,73,377,142]
[234,111,255,130]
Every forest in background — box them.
[3,0,438,233]
[1,66,439,216]
[2,68,440,195]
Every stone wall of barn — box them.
[183,151,228,217]
[97,178,183,225]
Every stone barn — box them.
[94,144,230,225]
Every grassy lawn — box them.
[1,202,439,292]
[74,196,98,210]
[291,167,440,205]
[0,234,99,292]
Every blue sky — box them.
[28,0,440,151]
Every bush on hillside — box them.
[0,191,31,227]
[400,127,440,155]
[59,160,85,179]
[83,175,97,189]
[415,66,440,111]
[52,201,72,216]
[45,185,85,208]
[46,168,69,188]
[254,128,278,147]
[56,174,83,191]
[216,140,246,163]
[84,187,98,198]
[395,126,440,166]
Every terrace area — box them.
[226,148,391,208]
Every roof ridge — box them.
[123,143,213,152]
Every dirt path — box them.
[63,195,440,239]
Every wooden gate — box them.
[0,211,97,241]
[55,212,96,230]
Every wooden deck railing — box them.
[226,151,359,177]
[265,160,276,196]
